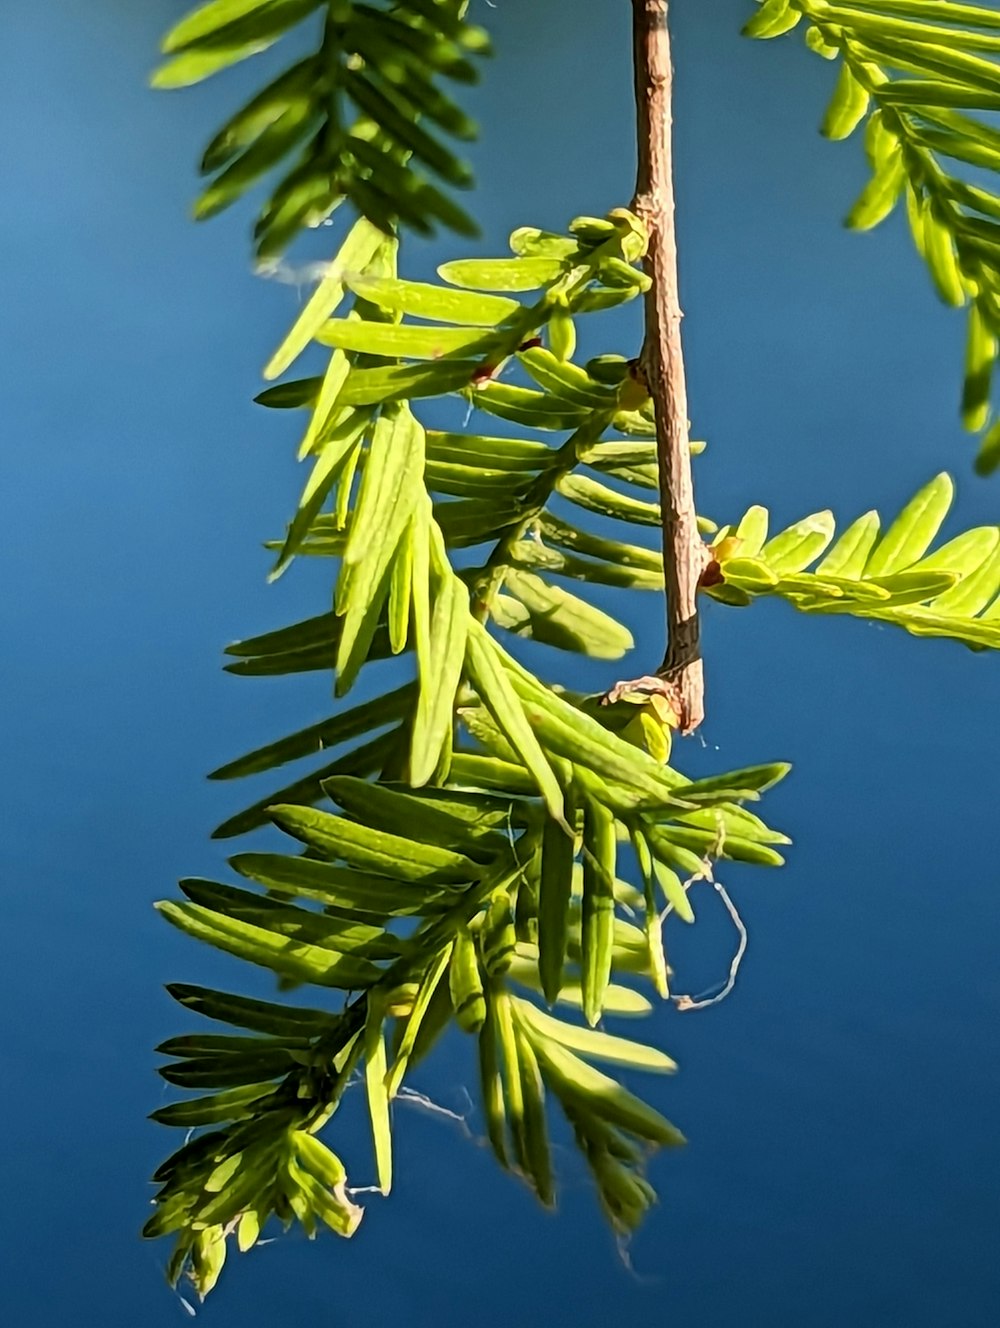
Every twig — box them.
[628,0,706,733]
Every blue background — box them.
[2,1,998,1323]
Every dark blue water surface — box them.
[2,2,998,1324]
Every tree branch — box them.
[628,0,706,733]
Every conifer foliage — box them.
[146,0,1000,1299]
[747,0,1000,472]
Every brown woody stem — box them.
[629,0,706,733]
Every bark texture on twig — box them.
[629,0,706,733]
